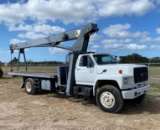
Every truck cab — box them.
[75,53,116,85]
[74,53,150,113]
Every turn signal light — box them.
[119,70,122,74]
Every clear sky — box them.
[0,0,160,62]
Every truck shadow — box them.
[34,91,160,114]
[37,91,95,105]
[53,94,160,114]
[121,95,160,115]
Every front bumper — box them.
[122,84,150,99]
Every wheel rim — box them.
[26,82,32,92]
[100,92,115,108]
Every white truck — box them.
[8,23,150,113]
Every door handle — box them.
[77,68,81,71]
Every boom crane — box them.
[10,23,99,95]
[9,23,150,113]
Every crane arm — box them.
[10,23,99,53]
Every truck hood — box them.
[96,64,147,74]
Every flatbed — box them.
[8,71,57,79]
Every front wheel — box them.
[96,85,123,113]
[24,78,37,95]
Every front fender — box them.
[93,74,133,96]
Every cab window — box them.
[79,56,94,67]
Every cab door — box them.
[75,55,96,85]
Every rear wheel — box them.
[24,78,37,95]
[0,69,3,78]
[96,85,123,113]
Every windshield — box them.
[93,54,116,65]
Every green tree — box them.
[119,53,149,63]
[150,57,160,63]
[9,57,18,64]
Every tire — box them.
[0,69,3,78]
[24,78,37,95]
[132,94,146,103]
[96,85,123,113]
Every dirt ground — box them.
[0,75,160,130]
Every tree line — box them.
[119,53,160,64]
[9,57,64,65]
[9,53,160,64]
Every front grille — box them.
[134,67,148,83]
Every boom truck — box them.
[8,23,150,113]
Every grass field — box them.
[148,66,160,76]
[2,65,57,73]
[148,66,160,95]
